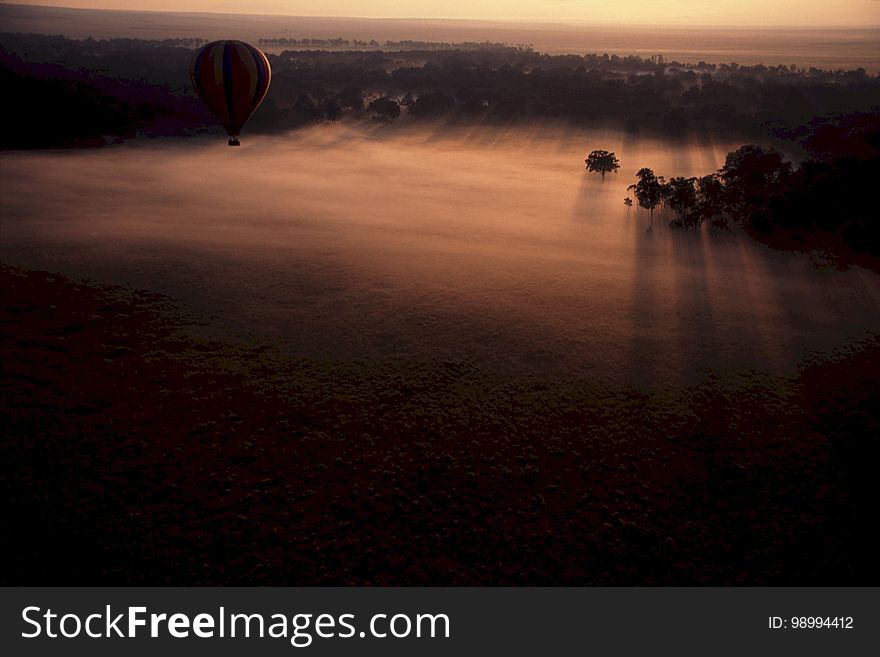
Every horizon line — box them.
[3,3,880,31]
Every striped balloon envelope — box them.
[190,40,271,146]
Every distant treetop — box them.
[585,150,621,179]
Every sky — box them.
[5,1,880,27]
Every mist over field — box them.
[3,123,877,386]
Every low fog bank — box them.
[2,123,878,387]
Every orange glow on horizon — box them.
[6,0,880,27]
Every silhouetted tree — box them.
[367,96,401,120]
[322,98,344,121]
[336,87,365,112]
[288,93,323,125]
[628,168,664,225]
[720,145,791,209]
[696,173,727,227]
[585,150,620,179]
[664,177,699,227]
[410,91,456,118]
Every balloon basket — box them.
[228,137,241,147]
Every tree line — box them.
[2,33,879,148]
[259,37,512,51]
[611,113,880,257]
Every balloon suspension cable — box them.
[228,136,241,147]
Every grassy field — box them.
[2,264,877,585]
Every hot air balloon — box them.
[190,40,271,146]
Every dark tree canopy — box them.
[626,113,880,258]
[585,150,621,179]
[367,96,401,120]
[2,33,879,147]
[664,176,699,227]
[628,167,664,219]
